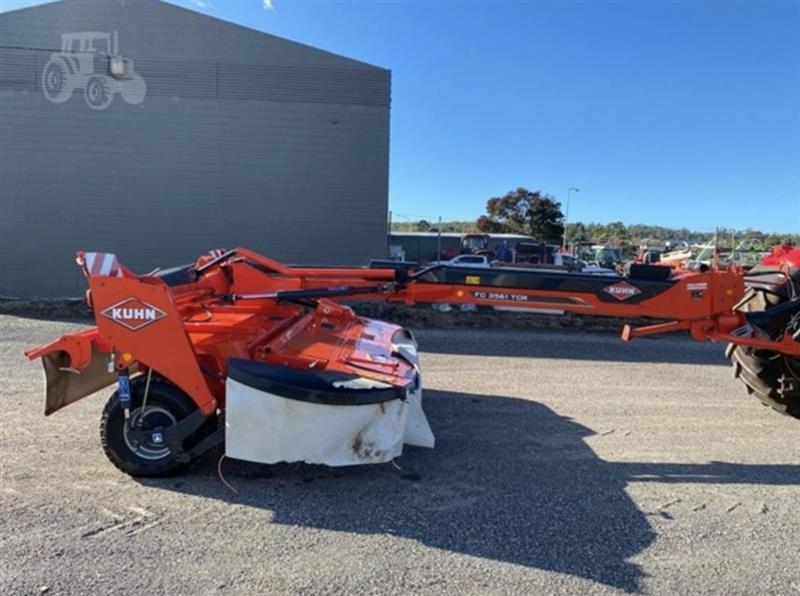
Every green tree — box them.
[476,215,507,234]
[604,221,628,244]
[476,187,564,242]
[566,222,590,243]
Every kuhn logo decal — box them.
[101,298,166,331]
[603,281,641,301]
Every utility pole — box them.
[437,216,442,261]
[387,210,392,258]
[563,187,580,250]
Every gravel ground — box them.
[1,315,799,595]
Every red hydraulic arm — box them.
[24,248,800,418]
[226,249,798,356]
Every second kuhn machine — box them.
[26,246,800,477]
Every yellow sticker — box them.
[465,275,481,285]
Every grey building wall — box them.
[0,0,390,297]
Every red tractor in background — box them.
[728,245,800,418]
[441,233,494,260]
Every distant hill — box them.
[391,220,480,234]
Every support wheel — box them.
[100,377,202,477]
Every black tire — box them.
[728,289,800,420]
[100,376,204,477]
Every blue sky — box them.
[3,0,799,232]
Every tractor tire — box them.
[84,75,113,110]
[42,59,72,103]
[100,376,209,477]
[728,289,800,420]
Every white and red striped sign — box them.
[82,252,124,278]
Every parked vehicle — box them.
[501,243,616,275]
[441,233,494,260]
[587,244,624,269]
[432,254,492,268]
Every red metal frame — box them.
[25,248,799,416]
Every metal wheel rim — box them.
[122,406,177,461]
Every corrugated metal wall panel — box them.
[4,50,390,105]
[219,64,390,105]
[0,0,391,297]
[135,58,218,98]
[0,47,37,89]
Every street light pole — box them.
[562,187,580,251]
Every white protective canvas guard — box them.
[225,375,435,467]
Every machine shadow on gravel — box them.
[142,390,654,591]
[141,388,800,592]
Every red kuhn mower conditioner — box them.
[26,247,800,476]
